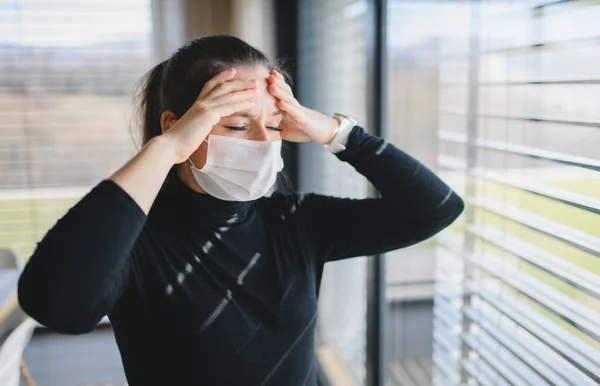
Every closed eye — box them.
[225,126,281,132]
[225,126,248,131]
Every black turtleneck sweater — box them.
[18,127,464,386]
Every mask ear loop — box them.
[187,137,210,169]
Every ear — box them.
[160,110,179,134]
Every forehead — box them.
[232,66,278,113]
[232,65,271,82]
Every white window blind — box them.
[432,1,600,385]
[0,0,153,259]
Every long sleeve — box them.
[18,180,146,334]
[298,126,464,263]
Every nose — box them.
[248,125,275,142]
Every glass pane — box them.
[386,2,471,385]
[298,0,369,384]
[0,0,151,259]
[386,0,600,385]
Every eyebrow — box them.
[230,110,282,118]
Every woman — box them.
[18,36,463,385]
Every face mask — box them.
[189,135,284,202]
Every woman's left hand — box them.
[268,70,339,144]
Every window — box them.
[0,0,153,260]
[297,0,370,383]
[385,0,600,384]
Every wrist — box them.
[325,113,357,153]
[146,135,179,166]
[319,118,340,145]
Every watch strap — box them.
[325,113,357,153]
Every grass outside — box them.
[0,92,137,258]
[467,177,600,351]
[0,196,79,259]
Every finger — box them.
[273,70,293,91]
[277,100,305,123]
[198,68,236,99]
[210,87,257,106]
[269,83,295,104]
[269,75,293,94]
[268,72,291,88]
[272,69,286,82]
[207,79,257,100]
[214,99,256,118]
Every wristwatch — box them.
[325,113,358,153]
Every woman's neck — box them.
[150,168,250,227]
[177,162,208,195]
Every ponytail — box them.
[139,60,167,146]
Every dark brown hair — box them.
[136,35,290,146]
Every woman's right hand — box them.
[162,68,257,164]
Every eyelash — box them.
[225,126,282,132]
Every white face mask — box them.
[189,135,284,202]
